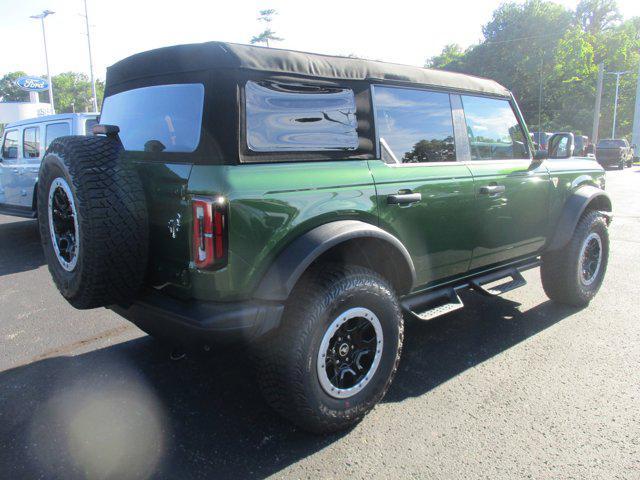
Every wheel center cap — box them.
[338,343,350,357]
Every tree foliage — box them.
[0,72,30,102]
[251,9,283,47]
[427,0,640,140]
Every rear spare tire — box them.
[37,136,148,309]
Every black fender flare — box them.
[254,220,416,301]
[546,185,612,251]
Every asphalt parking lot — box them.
[1,168,639,479]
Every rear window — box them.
[597,139,626,148]
[245,80,358,152]
[23,127,40,158]
[373,85,456,163]
[45,122,71,148]
[100,84,204,153]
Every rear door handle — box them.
[387,192,422,205]
[479,185,506,195]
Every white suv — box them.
[0,113,98,218]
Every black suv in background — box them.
[595,138,634,169]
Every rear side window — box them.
[461,95,528,160]
[373,85,456,163]
[45,122,71,149]
[598,139,626,148]
[2,130,19,159]
[245,81,358,152]
[99,84,204,153]
[23,127,40,158]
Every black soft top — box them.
[106,41,510,97]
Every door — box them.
[0,129,20,206]
[368,85,476,288]
[458,94,551,270]
[15,126,42,208]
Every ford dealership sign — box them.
[15,76,49,92]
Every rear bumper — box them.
[596,155,622,166]
[109,290,284,348]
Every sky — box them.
[1,0,640,80]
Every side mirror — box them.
[548,132,574,159]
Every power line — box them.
[482,30,568,45]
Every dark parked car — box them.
[531,131,553,150]
[596,138,634,169]
[573,135,591,157]
[36,42,612,433]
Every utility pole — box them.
[30,10,55,114]
[538,57,543,137]
[606,70,630,139]
[592,63,604,144]
[82,0,98,112]
[632,62,640,156]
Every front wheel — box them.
[254,264,403,433]
[541,211,609,307]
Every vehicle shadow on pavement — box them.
[0,218,44,276]
[0,292,579,479]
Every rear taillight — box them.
[192,196,227,270]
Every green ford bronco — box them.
[38,42,611,433]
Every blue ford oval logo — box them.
[15,76,49,92]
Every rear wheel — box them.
[541,211,609,307]
[254,264,403,433]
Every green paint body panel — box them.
[133,154,606,303]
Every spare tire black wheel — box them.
[37,136,149,309]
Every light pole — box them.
[30,10,55,114]
[606,70,630,139]
[82,0,98,112]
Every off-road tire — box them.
[254,264,403,433]
[541,211,609,307]
[37,136,148,309]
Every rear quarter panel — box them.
[187,161,378,301]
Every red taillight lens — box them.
[192,196,227,270]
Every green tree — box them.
[0,71,30,102]
[425,44,465,69]
[426,0,640,140]
[576,0,621,35]
[251,9,283,47]
[51,72,104,113]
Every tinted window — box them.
[85,118,98,134]
[2,130,18,159]
[373,86,455,163]
[461,95,528,160]
[245,81,358,152]
[100,84,204,153]
[597,139,626,148]
[45,122,71,148]
[23,127,40,158]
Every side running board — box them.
[401,260,539,322]
[469,268,526,296]
[401,288,464,321]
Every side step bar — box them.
[402,288,464,321]
[401,259,540,322]
[469,268,526,296]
